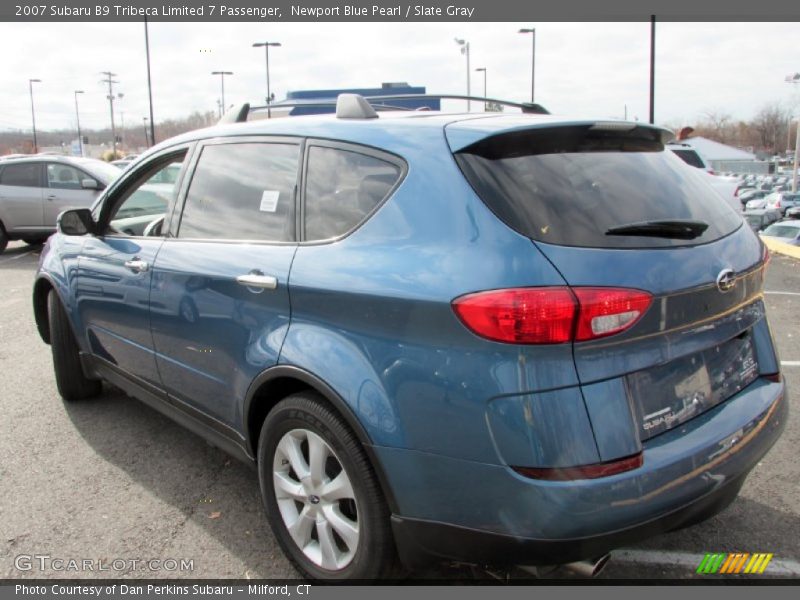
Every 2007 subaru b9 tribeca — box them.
[32,95,787,580]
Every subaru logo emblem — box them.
[716,269,736,293]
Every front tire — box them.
[47,290,101,401]
[257,392,398,580]
[0,225,8,254]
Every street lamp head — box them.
[30,78,42,83]
[519,28,535,34]
[454,37,465,45]
[475,67,486,72]
[211,71,234,75]
[75,90,84,94]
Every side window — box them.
[0,163,41,187]
[304,146,401,240]
[178,142,299,242]
[107,154,186,237]
[47,164,86,190]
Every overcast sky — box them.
[1,21,798,134]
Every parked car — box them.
[33,96,786,580]
[738,188,768,208]
[743,208,782,232]
[0,155,120,253]
[759,220,800,245]
[764,191,800,216]
[745,197,770,211]
[784,205,800,220]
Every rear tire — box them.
[257,392,399,580]
[47,290,101,401]
[0,225,8,254]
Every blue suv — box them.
[33,95,786,580]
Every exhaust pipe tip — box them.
[560,554,611,578]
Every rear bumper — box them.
[391,469,747,568]
[377,378,786,568]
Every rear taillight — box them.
[573,288,653,341]
[452,287,652,344]
[512,452,644,481]
[451,288,576,344]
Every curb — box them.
[762,236,800,260]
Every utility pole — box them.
[100,71,120,155]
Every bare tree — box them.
[698,108,734,143]
[752,102,790,154]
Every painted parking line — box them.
[781,361,800,367]
[764,291,800,297]
[612,549,800,576]
[0,250,33,264]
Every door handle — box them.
[124,258,149,273]
[47,194,57,201]
[236,273,278,290]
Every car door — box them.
[74,147,191,389]
[0,161,44,233]
[43,162,103,227]
[149,138,300,428]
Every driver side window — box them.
[107,152,186,237]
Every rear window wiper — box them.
[605,219,709,239]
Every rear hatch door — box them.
[449,120,767,440]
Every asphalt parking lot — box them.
[0,240,798,581]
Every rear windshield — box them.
[455,126,742,249]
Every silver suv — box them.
[0,155,120,253]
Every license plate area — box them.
[626,331,759,440]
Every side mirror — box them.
[57,208,96,236]
[81,178,100,190]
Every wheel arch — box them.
[32,276,56,344]
[244,365,400,513]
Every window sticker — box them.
[259,190,280,212]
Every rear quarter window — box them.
[303,145,402,241]
[455,126,742,249]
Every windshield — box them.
[762,224,800,239]
[455,126,742,249]
[744,214,763,227]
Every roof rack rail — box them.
[218,93,550,125]
[361,94,550,115]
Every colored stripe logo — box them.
[697,553,773,574]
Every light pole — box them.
[786,73,800,192]
[211,71,233,116]
[475,67,487,110]
[74,90,84,157]
[253,41,281,118]
[29,79,41,153]
[143,117,149,147]
[518,27,535,103]
[454,38,470,111]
